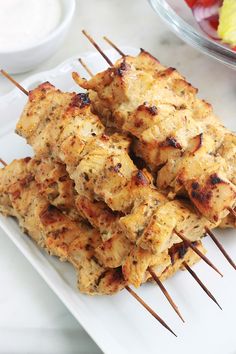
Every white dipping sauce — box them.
[0,0,61,52]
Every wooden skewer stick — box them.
[125,286,177,336]
[0,158,7,167]
[174,230,223,277]
[228,207,236,218]
[78,58,94,77]
[103,36,126,57]
[1,71,29,96]
[82,30,113,67]
[78,58,94,78]
[183,262,222,310]
[148,267,184,323]
[205,227,236,271]
[0,70,28,96]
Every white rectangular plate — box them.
[0,47,235,354]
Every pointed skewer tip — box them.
[147,267,185,323]
[205,227,236,271]
[183,262,222,311]
[125,286,177,337]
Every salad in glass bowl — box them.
[149,0,236,69]
[185,0,236,49]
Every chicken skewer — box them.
[0,156,186,320]
[23,156,223,310]
[78,31,236,226]
[0,158,123,294]
[80,48,236,233]
[0,66,226,304]
[1,71,222,279]
[90,35,236,264]
[76,55,236,272]
[5,73,222,279]
[75,34,236,270]
[30,156,186,319]
[27,156,186,321]
[0,156,222,314]
[0,83,225,312]
[102,35,236,204]
[1,157,214,334]
[5,156,222,324]
[0,157,182,336]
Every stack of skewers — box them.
[0,31,235,337]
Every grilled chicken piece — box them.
[74,50,236,223]
[137,200,209,253]
[157,153,236,222]
[76,195,121,241]
[16,83,134,211]
[159,241,205,282]
[29,157,124,241]
[15,83,217,255]
[29,157,81,221]
[0,161,79,259]
[217,133,236,185]
[70,133,137,212]
[0,157,130,270]
[29,157,209,271]
[219,213,236,228]
[0,157,30,217]
[0,158,202,292]
[124,241,205,287]
[0,158,126,294]
[16,83,104,163]
[123,247,170,287]
[28,156,209,267]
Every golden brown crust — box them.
[15,82,217,257]
[0,158,205,294]
[74,50,236,224]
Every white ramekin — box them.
[0,0,76,74]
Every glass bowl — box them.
[149,0,236,70]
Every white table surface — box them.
[0,1,235,353]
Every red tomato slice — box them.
[185,0,197,7]
[198,0,219,5]
[208,15,219,30]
